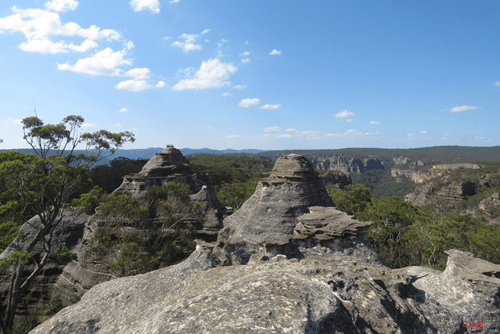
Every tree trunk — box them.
[5,261,23,333]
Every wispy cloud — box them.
[115,79,165,92]
[119,107,128,113]
[238,98,260,107]
[259,104,280,110]
[172,58,237,90]
[239,51,249,56]
[201,29,210,34]
[225,134,239,138]
[169,0,180,3]
[233,85,246,89]
[221,92,232,97]
[269,49,282,55]
[407,133,415,137]
[2,118,22,125]
[285,128,296,132]
[45,0,79,12]
[448,105,478,113]
[114,124,122,127]
[325,129,378,137]
[82,123,98,128]
[346,119,353,123]
[370,121,381,125]
[263,126,282,133]
[130,0,160,13]
[241,58,250,63]
[494,82,500,87]
[335,109,355,118]
[419,130,427,134]
[172,33,202,53]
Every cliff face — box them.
[308,155,389,174]
[29,153,500,333]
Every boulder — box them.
[478,193,500,211]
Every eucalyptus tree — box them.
[0,115,134,334]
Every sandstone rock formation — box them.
[320,170,352,189]
[25,154,500,333]
[212,154,336,265]
[478,193,500,211]
[30,246,500,334]
[113,144,226,240]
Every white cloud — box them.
[448,105,478,113]
[244,41,249,44]
[263,126,282,133]
[201,29,210,34]
[345,119,353,122]
[125,41,134,49]
[221,92,232,97]
[220,39,228,43]
[0,5,120,54]
[226,135,239,138]
[172,33,201,53]
[115,79,165,92]
[82,123,98,128]
[124,67,151,80]
[114,124,122,127]
[232,85,246,89]
[238,98,260,108]
[130,0,160,13]
[155,81,166,88]
[58,47,132,75]
[370,121,381,124]
[269,49,281,55]
[2,118,22,125]
[119,107,128,113]
[325,129,367,137]
[494,82,500,87]
[170,0,180,3]
[285,128,296,132]
[241,58,250,63]
[259,104,281,110]
[335,109,355,118]
[277,134,292,138]
[172,58,237,90]
[407,133,416,137]
[239,51,249,56]
[419,130,427,134]
[45,0,79,12]
[162,36,171,41]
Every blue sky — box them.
[1,0,499,151]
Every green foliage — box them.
[49,246,77,265]
[188,155,273,186]
[0,251,32,269]
[216,177,260,209]
[350,169,416,199]
[0,220,21,253]
[70,185,105,213]
[83,182,201,277]
[328,183,500,270]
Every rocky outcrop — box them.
[30,246,500,334]
[405,178,476,207]
[478,193,500,211]
[0,210,104,308]
[391,168,432,184]
[432,163,483,170]
[212,154,336,265]
[113,144,226,240]
[29,153,500,334]
[320,170,352,189]
[308,155,389,174]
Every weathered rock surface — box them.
[30,247,500,334]
[320,170,352,189]
[212,154,335,265]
